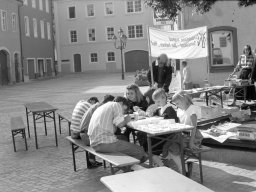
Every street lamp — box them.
[112,28,127,80]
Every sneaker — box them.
[87,160,102,169]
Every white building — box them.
[53,0,155,74]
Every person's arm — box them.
[112,103,131,128]
[163,66,172,92]
[188,114,198,150]
[183,67,188,84]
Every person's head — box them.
[102,94,115,104]
[125,84,144,103]
[113,96,130,114]
[243,45,252,56]
[152,88,167,107]
[181,60,187,68]
[158,53,168,67]
[88,97,99,104]
[172,91,193,110]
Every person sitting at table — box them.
[123,84,148,141]
[162,91,203,174]
[228,45,256,105]
[88,96,148,163]
[70,96,100,168]
[137,88,179,166]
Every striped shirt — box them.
[80,103,100,133]
[237,55,255,69]
[71,100,91,132]
[88,102,124,147]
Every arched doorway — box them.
[14,53,20,82]
[124,50,149,72]
[0,50,10,85]
[73,54,81,72]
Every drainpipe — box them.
[50,0,57,76]
[17,0,24,82]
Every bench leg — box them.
[58,115,62,134]
[71,143,77,172]
[12,131,16,152]
[26,108,30,138]
[199,153,203,184]
[53,112,58,147]
[103,160,106,169]
[23,129,28,151]
[43,112,47,136]
[85,151,90,169]
[110,164,115,175]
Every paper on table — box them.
[200,131,237,143]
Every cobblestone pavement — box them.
[0,73,256,192]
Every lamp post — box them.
[112,28,127,80]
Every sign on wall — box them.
[148,26,208,59]
[153,11,174,26]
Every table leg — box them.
[43,112,47,136]
[205,92,209,106]
[220,91,223,108]
[147,135,153,168]
[33,113,38,149]
[53,112,58,147]
[58,115,62,134]
[25,107,30,138]
[179,132,186,176]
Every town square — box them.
[1,0,256,192]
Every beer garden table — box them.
[24,102,58,149]
[101,167,214,192]
[128,118,193,175]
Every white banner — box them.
[149,26,208,59]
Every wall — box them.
[182,1,256,86]
[0,0,21,84]
[54,0,153,73]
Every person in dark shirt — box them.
[147,54,172,93]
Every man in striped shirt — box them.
[88,97,147,162]
[71,97,99,139]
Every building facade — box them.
[0,0,22,85]
[181,1,256,86]
[20,0,55,80]
[54,0,154,74]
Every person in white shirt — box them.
[88,96,148,163]
[182,61,193,90]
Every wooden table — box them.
[101,167,214,192]
[24,102,58,149]
[128,119,193,175]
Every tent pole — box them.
[147,26,154,86]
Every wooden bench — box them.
[184,145,211,184]
[66,136,140,174]
[58,111,72,135]
[11,116,28,152]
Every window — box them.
[68,6,76,19]
[24,16,30,36]
[12,13,17,31]
[106,27,114,40]
[87,4,95,17]
[1,10,7,31]
[33,18,38,38]
[23,0,28,6]
[105,2,114,15]
[90,53,98,63]
[39,0,43,10]
[107,52,115,62]
[32,0,36,8]
[45,0,49,13]
[47,22,51,40]
[127,0,142,13]
[88,28,96,42]
[208,26,238,73]
[70,30,77,43]
[128,25,143,38]
[40,20,45,39]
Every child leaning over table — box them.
[136,88,179,165]
[162,91,203,174]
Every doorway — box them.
[0,50,9,85]
[74,54,81,72]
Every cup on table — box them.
[134,112,139,121]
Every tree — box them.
[145,0,256,20]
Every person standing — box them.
[182,60,193,90]
[147,53,172,93]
